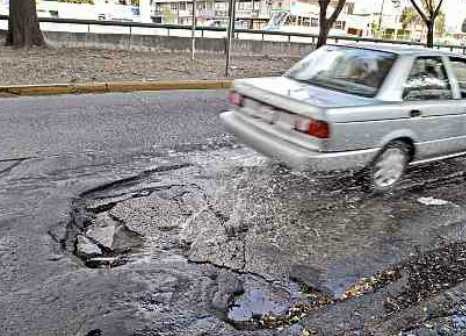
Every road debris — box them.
[417,196,450,206]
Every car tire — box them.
[363,141,411,193]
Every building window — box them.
[179,2,186,10]
[311,17,318,27]
[238,1,251,10]
[171,3,178,11]
[334,20,345,30]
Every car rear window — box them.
[285,46,396,98]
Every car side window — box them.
[450,57,466,99]
[403,56,452,101]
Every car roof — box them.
[332,43,466,58]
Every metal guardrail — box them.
[0,14,465,54]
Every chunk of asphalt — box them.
[87,225,116,251]
[211,272,244,312]
[75,235,102,259]
[86,213,117,250]
[111,225,143,252]
[86,214,142,253]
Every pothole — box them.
[64,163,200,268]
[55,152,466,333]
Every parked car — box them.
[220,44,466,192]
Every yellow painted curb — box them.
[0,80,233,96]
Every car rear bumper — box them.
[220,111,379,172]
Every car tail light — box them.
[295,118,330,139]
[228,91,243,107]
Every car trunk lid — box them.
[232,77,376,151]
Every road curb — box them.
[0,80,233,96]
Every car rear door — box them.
[401,55,465,160]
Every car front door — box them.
[401,56,464,160]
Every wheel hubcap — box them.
[373,148,406,188]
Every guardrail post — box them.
[262,33,264,41]
[129,26,132,50]
[288,35,291,43]
[88,24,91,33]
[191,0,196,61]
[225,0,236,77]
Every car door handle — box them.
[410,110,422,118]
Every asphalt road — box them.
[1,91,466,336]
[0,91,234,336]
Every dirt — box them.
[0,47,298,85]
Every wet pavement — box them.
[1,91,466,336]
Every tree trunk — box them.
[316,23,330,48]
[6,0,45,48]
[426,21,434,48]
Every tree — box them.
[6,0,46,48]
[400,7,421,39]
[400,7,419,30]
[435,11,445,36]
[408,0,445,48]
[316,0,347,48]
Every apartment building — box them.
[265,0,371,36]
[149,0,270,28]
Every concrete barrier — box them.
[0,29,314,57]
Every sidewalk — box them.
[0,47,298,86]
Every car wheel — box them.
[367,141,411,193]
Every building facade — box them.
[148,0,270,28]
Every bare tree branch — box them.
[425,0,433,15]
[316,0,346,48]
[433,0,445,17]
[409,0,429,24]
[329,0,347,25]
